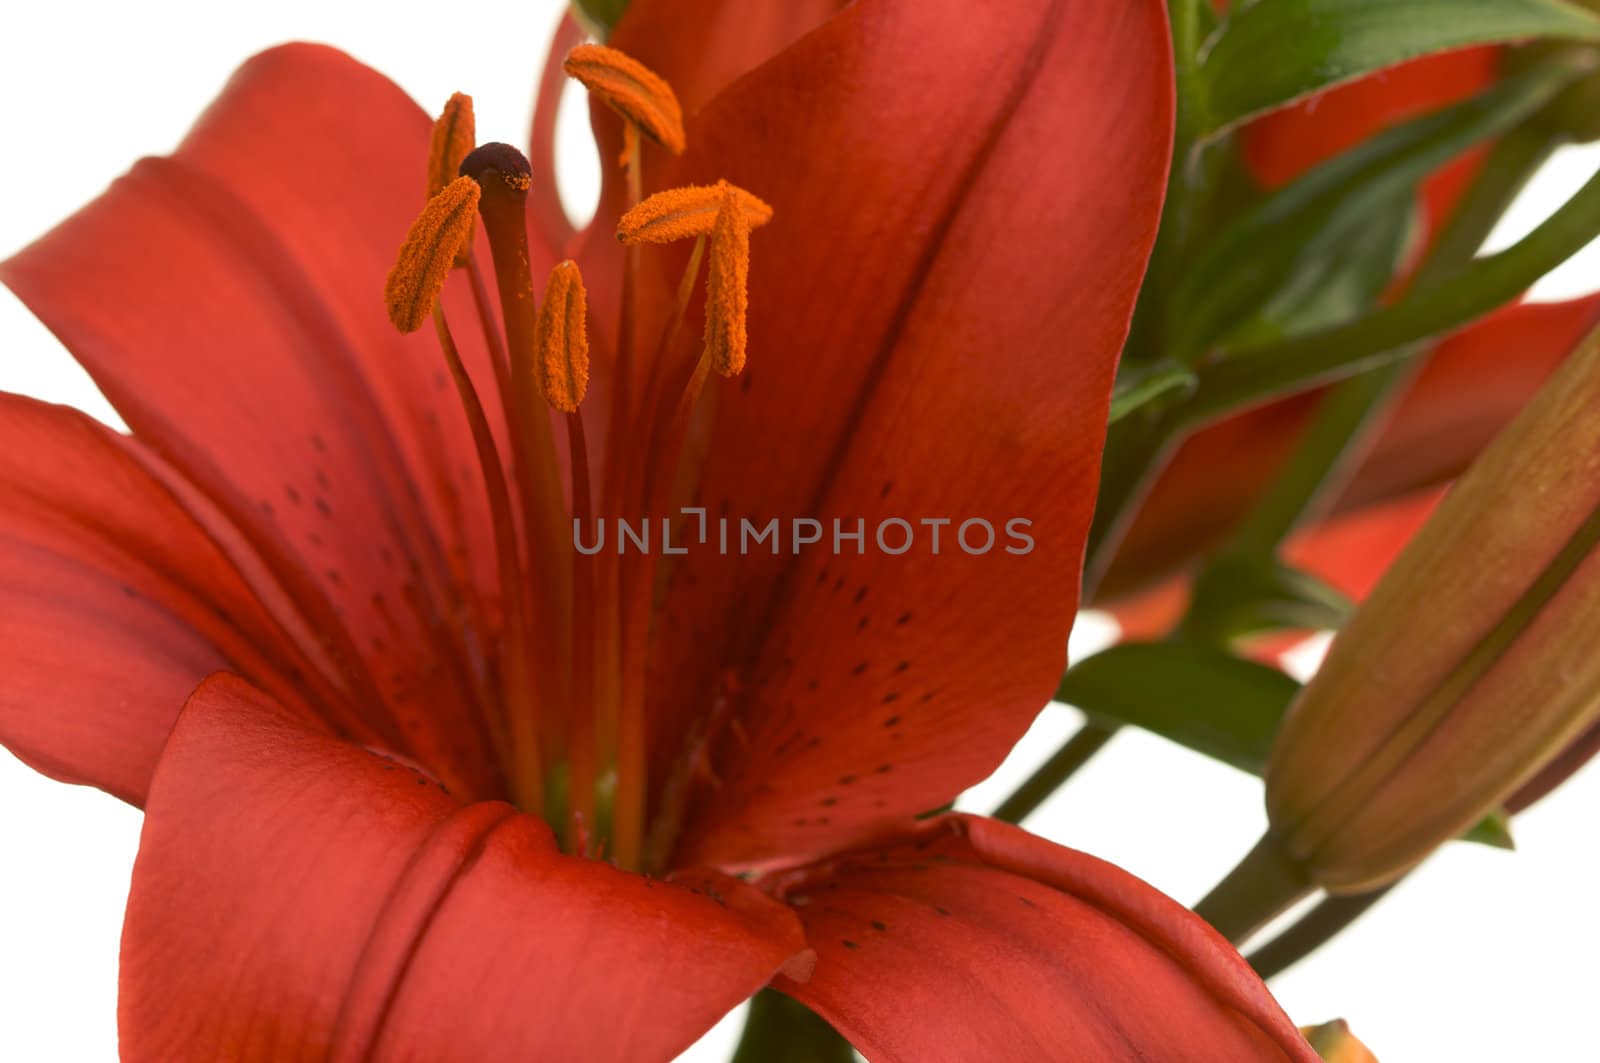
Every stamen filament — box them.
[594,236,705,867]
[610,122,646,483]
[432,306,542,811]
[565,410,598,851]
[635,235,708,447]
[535,259,598,849]
[615,345,716,871]
[465,252,516,438]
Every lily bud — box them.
[1266,325,1600,892]
[1301,1020,1378,1063]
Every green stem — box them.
[1124,0,1216,367]
[1227,366,1406,560]
[1193,833,1315,945]
[1084,409,1178,598]
[1184,159,1600,427]
[1419,128,1558,286]
[1217,127,1556,560]
[730,990,854,1063]
[993,721,1118,824]
[1245,884,1396,979]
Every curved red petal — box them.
[528,13,588,254]
[657,0,1173,870]
[1341,290,1600,509]
[1283,488,1444,604]
[767,814,1316,1062]
[0,395,333,802]
[0,44,524,797]
[609,0,846,120]
[120,674,805,1061]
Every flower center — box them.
[383,47,771,872]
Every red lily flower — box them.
[0,1,1318,1058]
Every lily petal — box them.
[120,674,806,1062]
[0,394,334,802]
[647,0,1171,871]
[528,13,588,253]
[1282,489,1443,605]
[1340,290,1600,509]
[609,0,847,120]
[0,43,533,797]
[767,814,1317,1062]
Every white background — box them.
[3,2,1599,1060]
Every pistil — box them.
[460,143,575,771]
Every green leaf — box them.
[1180,153,1600,424]
[1218,189,1420,352]
[732,990,854,1063]
[1198,0,1600,138]
[570,0,628,38]
[1180,557,1354,645]
[1109,360,1197,422]
[1169,56,1587,360]
[1057,643,1300,774]
[1057,644,1517,850]
[1462,808,1517,850]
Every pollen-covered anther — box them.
[534,260,590,413]
[616,180,773,246]
[428,94,478,266]
[705,190,753,377]
[428,93,476,197]
[384,175,481,333]
[563,44,686,155]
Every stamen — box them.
[532,259,597,848]
[428,93,478,268]
[432,305,543,813]
[563,43,686,155]
[428,93,477,198]
[534,261,590,414]
[565,408,598,850]
[705,191,752,377]
[616,180,773,245]
[383,176,480,334]
[614,190,770,867]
